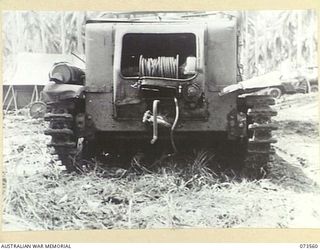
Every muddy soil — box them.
[272,93,319,189]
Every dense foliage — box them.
[3,11,317,82]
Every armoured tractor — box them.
[42,12,277,174]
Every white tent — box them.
[6,52,85,86]
[3,52,85,111]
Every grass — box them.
[3,160,299,230]
[2,110,320,230]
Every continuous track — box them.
[44,99,79,172]
[242,95,278,178]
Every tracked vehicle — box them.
[42,12,277,175]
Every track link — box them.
[45,99,79,171]
[243,94,278,178]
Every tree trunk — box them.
[14,11,22,53]
[61,12,66,54]
[254,23,259,76]
[244,11,249,79]
[39,12,46,53]
[296,10,302,67]
[77,12,84,54]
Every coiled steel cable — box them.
[139,55,179,78]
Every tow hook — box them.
[142,98,180,152]
[142,100,172,144]
[150,100,160,144]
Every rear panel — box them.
[85,23,114,92]
[113,24,205,121]
[85,91,238,131]
[206,18,238,91]
[85,18,238,132]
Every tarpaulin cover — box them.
[6,52,85,86]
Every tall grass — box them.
[3,111,320,230]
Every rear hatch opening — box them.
[121,33,197,79]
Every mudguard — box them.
[220,71,282,96]
[42,81,86,102]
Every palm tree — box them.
[3,10,317,84]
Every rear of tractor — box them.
[42,13,277,176]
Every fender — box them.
[42,81,87,102]
[220,71,282,96]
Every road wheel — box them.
[29,101,47,118]
[310,85,318,92]
[268,87,282,99]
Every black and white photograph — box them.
[2,10,319,231]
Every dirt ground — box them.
[2,92,320,230]
[273,93,319,187]
[270,93,320,227]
